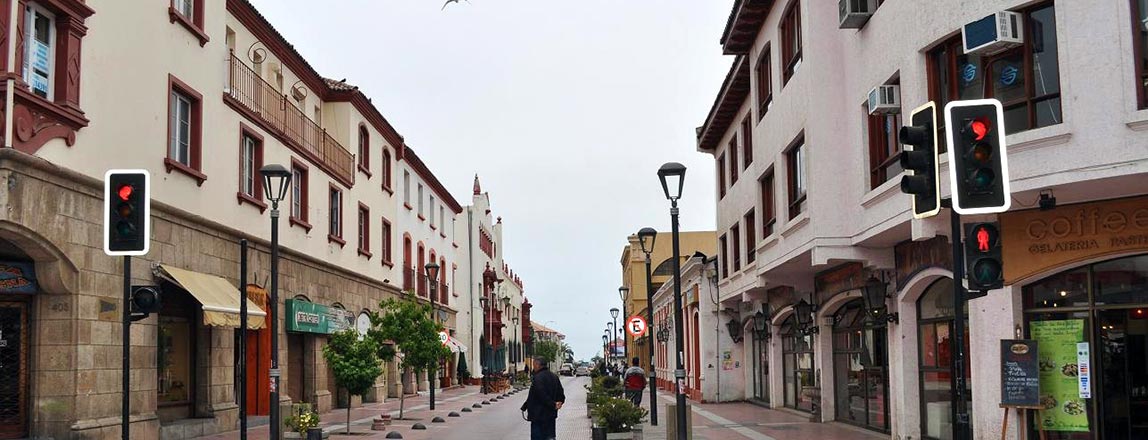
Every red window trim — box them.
[381,149,393,194]
[867,108,903,190]
[236,123,267,212]
[328,183,345,246]
[717,153,727,199]
[729,137,739,185]
[168,0,209,46]
[418,214,426,222]
[731,223,741,272]
[741,115,753,169]
[289,157,312,232]
[760,168,776,238]
[357,124,372,179]
[744,209,756,263]
[166,74,206,186]
[381,217,394,266]
[404,203,413,211]
[719,234,729,278]
[357,202,372,258]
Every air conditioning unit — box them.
[839,0,877,29]
[867,85,900,115]
[962,11,1024,55]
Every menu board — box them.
[1031,320,1090,432]
[1000,339,1040,407]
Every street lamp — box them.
[726,319,743,343]
[657,161,688,440]
[618,287,630,362]
[602,334,609,364]
[512,316,520,375]
[636,226,659,425]
[424,262,440,410]
[479,294,489,394]
[793,296,818,335]
[753,310,770,342]
[609,307,619,366]
[259,164,291,440]
[861,275,898,325]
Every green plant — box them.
[368,294,452,419]
[591,397,648,433]
[585,375,624,406]
[284,405,321,434]
[323,329,383,434]
[534,340,562,364]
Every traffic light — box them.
[103,170,150,256]
[898,101,940,219]
[129,285,161,322]
[965,222,1003,291]
[945,99,1011,214]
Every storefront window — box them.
[1024,254,1148,439]
[917,278,972,440]
[833,299,888,432]
[158,316,193,404]
[781,315,815,412]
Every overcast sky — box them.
[249,0,731,361]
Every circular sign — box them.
[626,316,647,337]
[438,331,449,346]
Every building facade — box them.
[697,0,1148,439]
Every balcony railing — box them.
[225,53,354,187]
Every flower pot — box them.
[591,426,607,440]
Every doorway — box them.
[832,299,889,433]
[750,328,769,404]
[0,301,28,439]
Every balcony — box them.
[225,53,355,187]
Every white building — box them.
[697,0,1148,439]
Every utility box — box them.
[665,403,693,440]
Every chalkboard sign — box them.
[1001,339,1040,407]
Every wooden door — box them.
[0,302,28,439]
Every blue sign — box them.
[1000,65,1020,86]
[0,262,37,294]
[961,63,978,84]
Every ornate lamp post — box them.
[512,316,520,374]
[425,262,440,410]
[479,295,489,394]
[861,275,898,325]
[793,296,818,335]
[636,227,658,425]
[657,161,688,440]
[259,164,291,440]
[609,307,619,366]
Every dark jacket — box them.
[521,365,565,422]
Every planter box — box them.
[283,429,328,439]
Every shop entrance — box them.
[781,315,815,413]
[832,299,889,433]
[1023,254,1148,439]
[0,301,28,439]
[750,328,769,404]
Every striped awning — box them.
[155,265,266,329]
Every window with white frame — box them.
[173,0,193,19]
[23,4,54,99]
[169,90,194,166]
[241,134,258,197]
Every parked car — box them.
[574,365,591,377]
[559,363,574,376]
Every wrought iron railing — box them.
[226,53,354,186]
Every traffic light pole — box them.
[121,256,131,440]
[944,199,972,440]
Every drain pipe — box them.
[707,256,720,403]
[5,0,18,148]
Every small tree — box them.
[534,340,562,367]
[322,329,383,434]
[369,294,451,419]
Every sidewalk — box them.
[631,393,886,440]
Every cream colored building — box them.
[0,0,469,438]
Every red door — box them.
[244,286,271,415]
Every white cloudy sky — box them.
[249,0,731,360]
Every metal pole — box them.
[240,239,249,440]
[948,203,971,440]
[670,200,687,440]
[430,279,436,411]
[270,207,281,440]
[612,316,618,365]
[643,254,658,426]
[122,256,131,440]
[622,303,628,362]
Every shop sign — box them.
[286,299,355,335]
[0,262,37,294]
[1031,320,1089,432]
[1002,196,1148,284]
[894,237,951,288]
[1000,339,1040,407]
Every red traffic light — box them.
[118,184,133,201]
[971,224,999,252]
[971,119,989,140]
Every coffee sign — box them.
[1001,196,1148,284]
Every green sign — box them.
[1030,320,1089,432]
[286,299,354,335]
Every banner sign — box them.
[1031,320,1089,432]
[286,299,354,335]
[1000,339,1040,407]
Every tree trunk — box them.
[346,404,351,434]
[399,368,407,419]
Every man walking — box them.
[521,356,565,440]
[623,357,647,406]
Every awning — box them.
[156,264,267,329]
[446,338,468,354]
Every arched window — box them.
[417,243,426,296]
[357,125,369,171]
[832,298,888,432]
[439,257,448,304]
[402,236,413,290]
[917,278,970,440]
[781,314,815,412]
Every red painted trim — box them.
[440,233,447,239]
[404,203,413,211]
[328,234,346,247]
[289,157,310,229]
[382,185,394,196]
[328,182,344,242]
[290,217,313,232]
[358,164,372,178]
[238,122,265,205]
[418,214,426,222]
[168,6,209,46]
[381,217,393,265]
[430,225,437,231]
[401,145,464,213]
[165,158,207,186]
[236,191,267,212]
[357,123,371,178]
[167,74,205,185]
[357,201,371,256]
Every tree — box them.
[322,329,383,434]
[369,294,451,419]
[534,340,562,365]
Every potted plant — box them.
[591,397,648,440]
[284,406,324,439]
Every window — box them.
[729,137,739,185]
[417,184,425,219]
[742,116,753,168]
[429,196,436,227]
[439,206,446,234]
[381,218,393,265]
[756,44,773,118]
[927,3,1060,138]
[166,76,205,185]
[760,170,776,237]
[382,150,393,191]
[867,99,903,189]
[357,204,370,257]
[403,171,411,207]
[237,125,265,210]
[290,160,310,230]
[169,0,208,46]
[731,223,741,272]
[718,153,727,199]
[1134,0,1148,108]
[780,1,802,84]
[744,210,756,263]
[786,136,806,219]
[357,125,371,176]
[23,5,54,99]
[719,234,728,278]
[328,186,344,245]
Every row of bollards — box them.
[376,388,525,438]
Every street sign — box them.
[627,316,647,337]
[439,331,449,346]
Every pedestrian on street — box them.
[521,355,565,440]
[623,357,647,406]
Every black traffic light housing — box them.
[944,99,1012,215]
[898,102,940,219]
[103,170,151,256]
[129,285,161,322]
[964,222,1003,292]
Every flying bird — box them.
[442,0,470,10]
